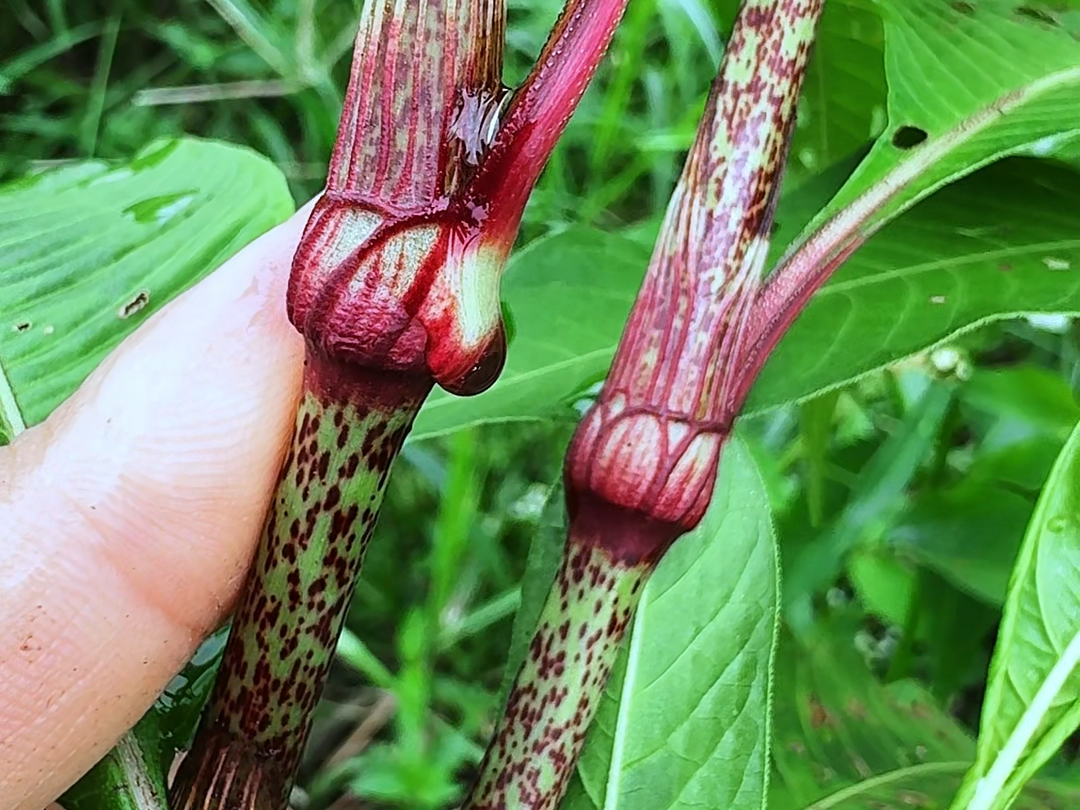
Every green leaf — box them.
[799,389,841,528]
[748,158,1080,412]
[770,618,973,810]
[155,626,229,761]
[785,378,954,629]
[409,156,1080,440]
[891,481,1032,606]
[812,0,1080,236]
[918,571,997,703]
[964,367,1080,440]
[959,366,1080,492]
[0,137,295,443]
[561,436,779,810]
[60,715,168,810]
[950,420,1080,810]
[788,0,887,175]
[848,547,917,626]
[769,612,1080,810]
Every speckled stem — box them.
[464,2,824,808]
[171,0,634,806]
[170,352,430,809]
[464,536,648,810]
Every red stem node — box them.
[565,0,825,564]
[288,0,631,397]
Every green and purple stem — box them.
[170,359,430,807]
[462,3,825,809]
[464,515,653,808]
[170,1,629,809]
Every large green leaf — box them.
[771,619,974,810]
[747,158,1080,411]
[410,157,1080,439]
[0,137,294,443]
[950,421,1080,810]
[560,437,779,810]
[770,613,1080,810]
[809,0,1080,235]
[787,0,887,176]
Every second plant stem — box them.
[467,537,649,808]
[463,0,825,807]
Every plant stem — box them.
[170,0,631,805]
[466,537,648,810]
[465,0,633,245]
[464,1,824,806]
[171,353,430,808]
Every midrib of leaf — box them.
[965,630,1080,810]
[0,355,26,437]
[113,730,168,810]
[802,762,970,810]
[602,587,649,810]
[819,237,1079,295]
[790,63,1080,268]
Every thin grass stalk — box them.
[169,2,629,808]
[461,2,825,808]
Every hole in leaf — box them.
[13,321,31,332]
[950,0,975,13]
[891,126,928,150]
[1015,5,1060,25]
[119,290,150,319]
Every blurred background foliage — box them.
[2,0,1079,808]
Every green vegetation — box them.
[2,1,1079,809]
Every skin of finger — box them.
[0,201,314,809]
